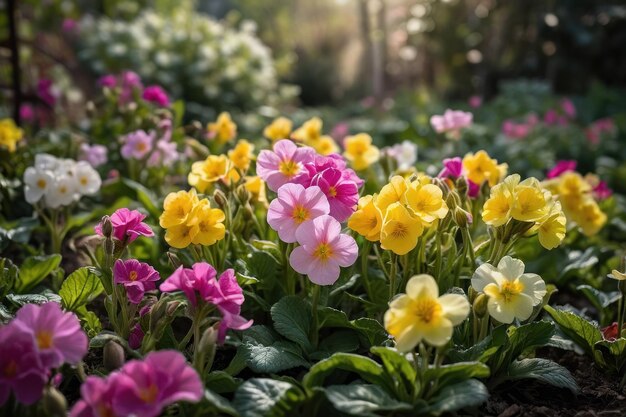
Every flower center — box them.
[59,185,67,194]
[3,360,17,378]
[80,176,88,186]
[136,142,148,152]
[412,298,442,324]
[279,160,299,177]
[37,179,47,189]
[328,186,337,198]
[314,243,333,261]
[391,222,408,238]
[138,383,159,404]
[499,280,524,302]
[129,270,138,281]
[292,206,309,224]
[36,330,54,349]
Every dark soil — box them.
[479,347,626,417]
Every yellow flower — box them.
[402,180,448,225]
[291,117,322,143]
[482,182,514,226]
[348,195,383,241]
[187,199,226,246]
[263,117,292,141]
[535,201,566,250]
[0,118,24,153]
[208,112,237,144]
[510,179,549,222]
[380,202,424,255]
[462,151,501,186]
[343,133,380,171]
[244,176,267,205]
[164,223,196,249]
[384,274,470,351]
[188,155,230,193]
[310,135,339,156]
[160,189,199,229]
[375,176,409,214]
[610,270,626,281]
[228,139,255,171]
[574,199,606,236]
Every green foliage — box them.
[59,267,104,311]
[15,254,62,293]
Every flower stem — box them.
[389,253,398,300]
[310,285,320,348]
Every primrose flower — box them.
[228,139,255,171]
[384,274,470,351]
[13,302,88,368]
[375,176,409,214]
[95,208,154,243]
[574,200,607,236]
[402,180,448,226]
[0,324,47,406]
[437,157,480,198]
[472,256,546,324]
[0,118,24,153]
[380,202,424,255]
[264,117,293,141]
[547,160,577,179]
[79,143,108,168]
[310,135,340,156]
[348,194,383,242]
[462,150,504,187]
[188,154,230,193]
[121,130,155,160]
[430,109,473,137]
[186,199,226,246]
[267,183,330,243]
[44,175,78,209]
[310,168,359,222]
[69,374,118,417]
[536,202,567,250]
[343,133,380,171]
[113,259,160,304]
[256,139,315,192]
[483,175,549,226]
[207,112,237,144]
[244,176,267,205]
[290,215,358,285]
[291,117,323,143]
[159,189,199,229]
[208,269,253,342]
[161,263,216,306]
[141,85,170,107]
[387,140,418,171]
[23,166,54,204]
[74,161,102,196]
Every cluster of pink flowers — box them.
[586,118,616,145]
[70,350,203,417]
[95,208,154,243]
[438,157,480,198]
[544,98,576,126]
[120,120,179,166]
[547,160,612,200]
[501,114,539,139]
[0,302,87,406]
[430,109,473,137]
[142,85,170,107]
[98,71,170,108]
[79,143,108,168]
[160,263,253,342]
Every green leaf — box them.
[506,320,555,359]
[311,330,360,359]
[15,254,62,293]
[199,389,239,416]
[244,340,310,373]
[507,358,579,393]
[370,346,416,399]
[205,371,241,394]
[425,362,490,390]
[303,353,392,393]
[76,305,103,338]
[270,296,313,352]
[424,379,489,415]
[594,338,626,373]
[233,378,305,417]
[544,305,603,357]
[6,291,61,307]
[323,384,412,417]
[59,267,104,311]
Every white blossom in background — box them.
[385,140,418,171]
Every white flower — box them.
[471,256,546,324]
[55,159,78,178]
[45,175,78,209]
[23,167,54,204]
[35,154,60,171]
[74,161,102,196]
[390,140,418,171]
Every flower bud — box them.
[456,176,468,198]
[432,177,450,197]
[473,294,489,318]
[198,326,219,353]
[468,286,478,303]
[103,340,125,371]
[213,189,227,209]
[104,238,115,257]
[43,386,67,417]
[453,207,472,228]
[236,185,250,204]
[445,191,461,210]
[166,300,182,316]
[166,251,182,269]
[101,215,113,239]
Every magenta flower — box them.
[430,109,473,134]
[560,98,576,119]
[13,302,87,368]
[298,153,364,189]
[114,259,160,304]
[37,79,57,107]
[593,181,613,201]
[290,215,358,285]
[502,120,531,139]
[547,160,577,179]
[468,95,482,108]
[0,324,47,406]
[256,139,315,192]
[121,130,155,160]
[69,374,118,417]
[129,303,153,350]
[437,157,480,198]
[208,269,253,342]
[112,350,203,417]
[20,103,35,122]
[543,109,568,126]
[310,168,359,222]
[142,85,170,107]
[62,18,78,33]
[267,183,330,243]
[98,74,117,88]
[79,143,108,167]
[160,263,216,307]
[95,208,154,243]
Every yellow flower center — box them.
[314,243,333,261]
[391,222,408,238]
[279,160,299,177]
[129,270,138,281]
[499,280,524,303]
[36,330,54,349]
[328,186,337,197]
[138,383,159,404]
[3,360,17,378]
[37,179,47,189]
[412,298,442,324]
[292,206,309,224]
[136,142,148,152]
[59,186,68,194]
[80,176,88,186]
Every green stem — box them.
[361,240,373,300]
[310,285,320,348]
[389,253,398,300]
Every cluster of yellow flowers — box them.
[159,189,226,249]
[462,150,508,188]
[543,172,607,236]
[482,174,566,249]
[207,112,237,144]
[343,133,380,171]
[289,116,339,155]
[348,175,448,255]
[0,118,24,153]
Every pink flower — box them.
[142,85,170,107]
[430,109,473,134]
[79,143,108,167]
[543,109,568,126]
[0,324,47,406]
[37,79,57,107]
[267,183,330,243]
[114,259,160,304]
[13,302,87,368]
[160,263,217,307]
[438,157,480,198]
[98,74,117,88]
[95,208,154,243]
[147,138,179,167]
[69,374,118,417]
[331,122,350,141]
[208,269,253,342]
[586,118,616,145]
[129,304,153,350]
[20,104,35,122]
[256,139,315,192]
[298,153,364,189]
[311,168,359,222]
[502,120,532,139]
[290,215,358,285]
[121,130,155,160]
[547,160,577,179]
[468,95,482,108]
[560,98,576,119]
[593,181,613,201]
[62,18,78,33]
